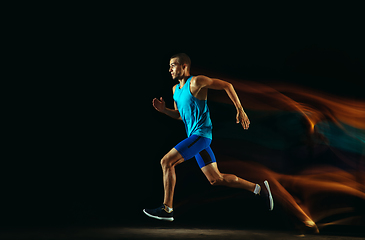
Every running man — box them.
[143,53,273,221]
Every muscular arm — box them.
[152,85,182,120]
[165,102,182,120]
[195,75,250,129]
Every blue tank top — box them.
[173,76,212,139]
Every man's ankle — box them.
[163,203,173,213]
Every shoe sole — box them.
[143,209,174,222]
[264,180,274,211]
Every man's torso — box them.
[173,76,212,139]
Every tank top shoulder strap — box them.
[187,76,193,83]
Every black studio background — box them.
[5,3,364,230]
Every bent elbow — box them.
[224,82,233,91]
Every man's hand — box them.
[152,97,166,113]
[236,108,250,130]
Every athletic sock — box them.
[164,204,173,212]
[253,184,261,195]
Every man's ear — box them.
[182,64,187,70]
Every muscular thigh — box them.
[201,162,222,183]
[195,146,217,169]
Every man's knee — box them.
[209,176,224,186]
[160,157,168,168]
[161,154,174,169]
[161,149,184,170]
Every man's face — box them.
[169,58,184,80]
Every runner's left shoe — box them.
[143,204,174,221]
[261,180,274,211]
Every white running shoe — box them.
[262,180,274,211]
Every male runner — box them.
[143,53,273,221]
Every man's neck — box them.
[178,75,190,87]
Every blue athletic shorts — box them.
[174,135,216,169]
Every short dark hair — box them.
[171,53,191,71]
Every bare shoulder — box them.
[172,84,178,94]
[191,75,210,85]
[192,75,212,88]
[194,75,210,81]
